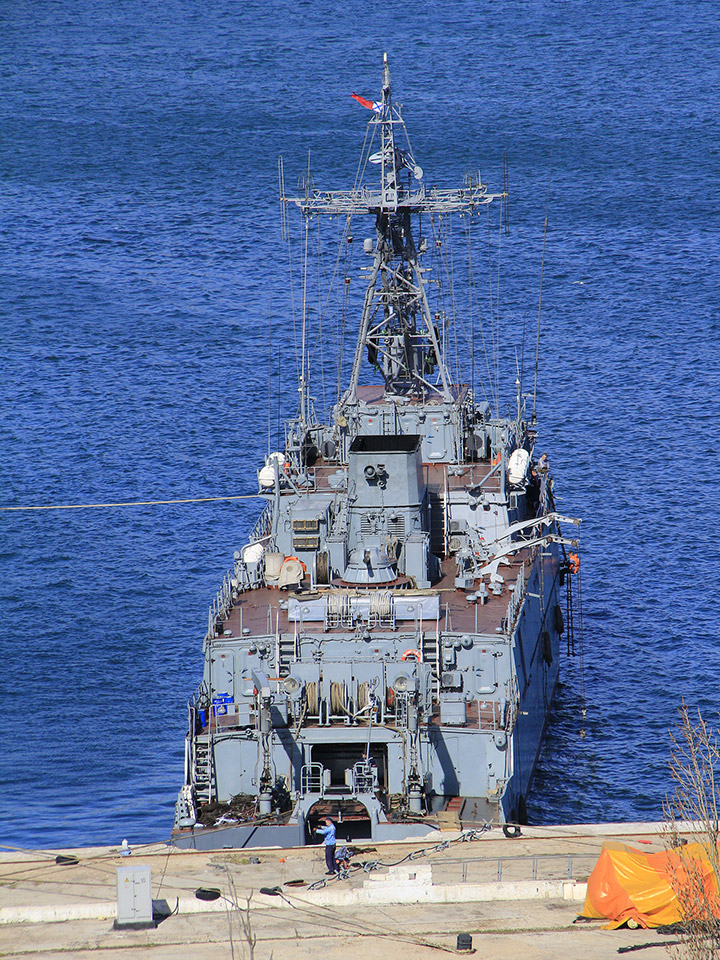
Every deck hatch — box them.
[350,434,421,453]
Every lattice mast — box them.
[284,53,503,407]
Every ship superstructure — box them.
[173,56,579,849]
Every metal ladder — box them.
[192,736,214,804]
[278,635,296,676]
[428,491,445,555]
[422,631,439,678]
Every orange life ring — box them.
[401,649,422,662]
[283,556,307,574]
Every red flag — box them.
[351,92,375,110]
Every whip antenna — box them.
[278,156,288,241]
[502,150,510,235]
[532,163,552,421]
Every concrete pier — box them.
[0,822,676,958]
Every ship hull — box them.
[172,540,567,850]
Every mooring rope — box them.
[0,494,265,512]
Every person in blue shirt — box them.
[335,844,351,875]
[315,817,337,874]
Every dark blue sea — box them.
[2,0,719,851]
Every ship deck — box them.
[218,455,543,644]
[221,552,535,641]
[303,458,503,496]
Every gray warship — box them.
[173,56,580,850]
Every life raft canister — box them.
[507,448,530,485]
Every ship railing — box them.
[436,625,441,696]
[249,502,273,544]
[503,676,520,733]
[208,553,264,640]
[352,761,378,795]
[301,763,325,797]
[308,463,348,493]
[206,566,235,640]
[538,473,554,517]
[439,852,598,885]
[195,697,280,733]
[184,705,192,784]
[505,562,526,631]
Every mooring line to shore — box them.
[0,494,265,512]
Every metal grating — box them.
[387,516,405,537]
[360,514,377,536]
[293,535,320,551]
[292,518,320,532]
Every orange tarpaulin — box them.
[583,841,720,929]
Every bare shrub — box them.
[663,700,720,958]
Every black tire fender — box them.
[502,824,522,839]
[543,630,553,664]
